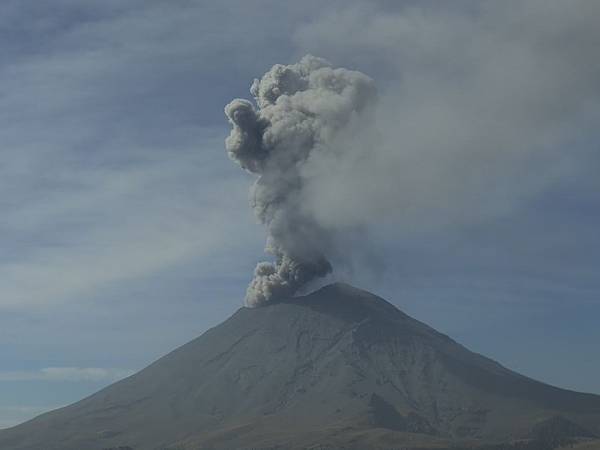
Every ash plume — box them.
[225,55,375,307]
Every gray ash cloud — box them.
[225,55,375,306]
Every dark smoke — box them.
[225,55,375,306]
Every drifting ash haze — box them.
[226,1,600,307]
[225,56,376,306]
[227,3,600,306]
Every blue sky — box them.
[1,0,599,428]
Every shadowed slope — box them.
[0,283,598,449]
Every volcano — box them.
[1,283,599,449]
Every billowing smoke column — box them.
[225,55,375,307]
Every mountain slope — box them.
[0,283,599,449]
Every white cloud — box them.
[0,367,133,383]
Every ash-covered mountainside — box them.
[1,283,599,450]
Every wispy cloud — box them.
[0,367,134,383]
[0,133,257,309]
[0,1,281,310]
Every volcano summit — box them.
[0,283,599,450]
